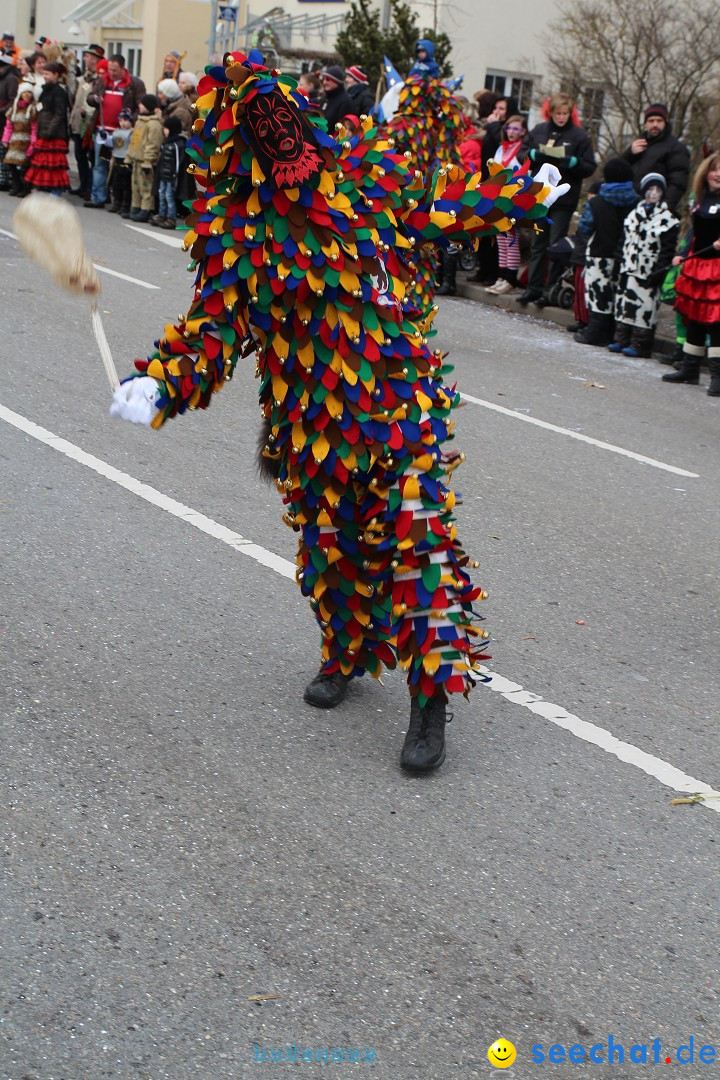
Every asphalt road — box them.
[1,194,718,1080]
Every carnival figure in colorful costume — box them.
[385,67,466,308]
[110,51,568,771]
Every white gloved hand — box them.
[109,377,162,426]
[533,162,571,207]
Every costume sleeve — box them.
[576,198,595,238]
[665,142,690,212]
[400,160,557,249]
[143,120,164,166]
[121,211,257,429]
[654,221,679,278]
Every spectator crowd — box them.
[1,33,719,389]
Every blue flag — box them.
[383,56,402,89]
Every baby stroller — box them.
[545,235,576,310]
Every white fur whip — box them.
[13,192,119,390]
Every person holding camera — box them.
[620,104,689,213]
[85,52,145,208]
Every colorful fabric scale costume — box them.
[386,73,464,174]
[112,51,567,769]
[385,74,466,317]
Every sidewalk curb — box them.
[453,276,678,360]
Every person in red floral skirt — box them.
[25,61,69,196]
[663,152,720,394]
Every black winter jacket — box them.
[620,125,690,212]
[36,82,69,141]
[0,64,19,121]
[520,119,596,211]
[321,85,355,131]
[346,80,375,117]
[577,181,639,258]
[157,133,186,183]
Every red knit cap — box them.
[644,103,668,122]
[346,65,368,85]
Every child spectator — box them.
[486,114,527,294]
[151,114,185,228]
[573,157,637,346]
[663,152,720,393]
[107,107,133,216]
[126,92,163,222]
[2,87,36,196]
[24,61,69,196]
[610,173,679,358]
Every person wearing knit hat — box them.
[320,65,354,131]
[69,42,104,199]
[344,64,375,117]
[140,92,159,114]
[620,103,690,211]
[157,77,194,134]
[573,156,639,346]
[126,91,163,221]
[610,169,678,358]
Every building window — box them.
[578,85,604,144]
[486,71,534,117]
[106,40,142,77]
[511,77,533,115]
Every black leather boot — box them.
[400,696,448,772]
[662,352,701,384]
[436,251,458,296]
[574,312,614,346]
[303,668,352,708]
[707,357,720,396]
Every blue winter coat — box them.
[409,39,440,79]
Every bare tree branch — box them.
[543,0,720,158]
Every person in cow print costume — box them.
[574,157,638,346]
[609,173,679,358]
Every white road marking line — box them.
[0,221,701,479]
[1,225,160,290]
[2,400,717,813]
[460,391,700,478]
[482,670,720,813]
[93,264,160,289]
[123,223,185,248]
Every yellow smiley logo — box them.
[488,1038,517,1068]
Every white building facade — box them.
[4,0,566,124]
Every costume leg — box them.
[295,445,488,705]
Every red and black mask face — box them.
[244,88,323,188]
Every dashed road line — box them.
[1,401,716,812]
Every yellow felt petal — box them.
[312,432,330,461]
[147,358,166,381]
